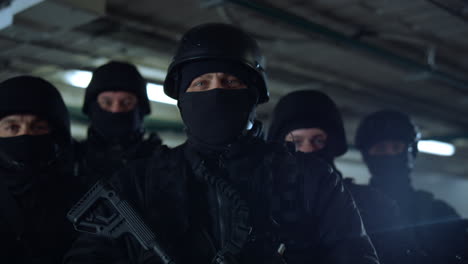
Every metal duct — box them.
[1,0,105,33]
[0,0,44,30]
[222,0,468,93]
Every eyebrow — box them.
[0,117,20,124]
[0,117,48,124]
[99,96,114,100]
[193,74,216,81]
[289,135,304,140]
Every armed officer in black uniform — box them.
[74,61,162,186]
[355,110,466,264]
[268,90,423,264]
[0,76,78,263]
[65,23,379,264]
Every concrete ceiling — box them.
[0,0,467,184]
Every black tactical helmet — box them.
[355,110,421,156]
[82,61,150,116]
[164,23,269,104]
[268,90,348,157]
[0,75,71,144]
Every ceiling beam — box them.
[221,0,468,93]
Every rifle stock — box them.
[67,181,175,264]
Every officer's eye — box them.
[187,79,210,92]
[193,80,206,87]
[4,124,20,133]
[368,143,388,155]
[227,79,240,85]
[105,100,114,106]
[0,123,21,137]
[225,78,245,88]
[393,143,406,154]
[99,98,113,107]
[312,137,326,147]
[372,147,383,155]
[31,122,50,134]
[119,98,136,111]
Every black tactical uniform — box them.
[0,76,78,263]
[268,90,422,264]
[65,23,378,264]
[355,110,467,263]
[74,61,161,187]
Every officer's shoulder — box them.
[262,140,295,165]
[413,189,459,216]
[343,178,373,192]
[343,178,361,191]
[113,145,185,188]
[142,132,162,145]
[111,143,173,175]
[345,179,400,209]
[130,143,182,169]
[134,132,163,154]
[413,189,441,203]
[262,140,291,156]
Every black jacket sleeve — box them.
[296,153,380,264]
[64,234,132,264]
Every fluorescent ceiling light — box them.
[137,65,167,80]
[65,70,92,88]
[418,140,455,156]
[146,83,177,105]
[63,70,176,105]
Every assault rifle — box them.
[67,180,176,264]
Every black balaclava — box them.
[268,90,347,165]
[89,102,143,144]
[177,60,258,150]
[0,76,71,194]
[281,120,335,164]
[365,144,414,198]
[0,134,58,194]
[83,61,149,145]
[356,110,419,198]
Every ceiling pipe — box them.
[0,0,44,30]
[220,0,468,93]
[426,0,468,24]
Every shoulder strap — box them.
[183,146,252,261]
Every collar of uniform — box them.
[86,127,144,149]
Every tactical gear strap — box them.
[186,150,252,263]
